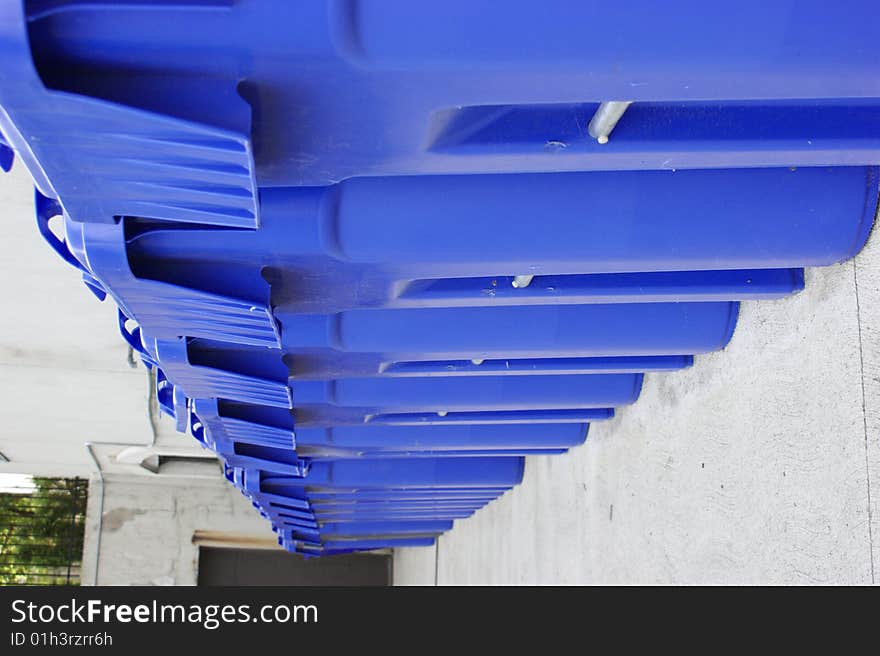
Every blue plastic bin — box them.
[2,0,878,554]
[12,0,880,188]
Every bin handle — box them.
[0,143,14,172]
[34,188,85,272]
[34,189,110,302]
[118,309,156,368]
[155,369,188,433]
[189,409,210,447]
[81,271,107,301]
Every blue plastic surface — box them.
[1,0,878,554]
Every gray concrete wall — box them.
[81,475,278,586]
[395,221,880,585]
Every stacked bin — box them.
[1,1,878,554]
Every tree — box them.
[0,477,88,585]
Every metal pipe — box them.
[511,275,534,289]
[83,442,104,586]
[588,101,632,144]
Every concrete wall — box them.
[395,221,880,585]
[81,475,277,586]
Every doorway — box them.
[197,547,391,586]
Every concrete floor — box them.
[394,221,880,585]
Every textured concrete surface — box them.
[395,222,880,585]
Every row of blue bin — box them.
[2,1,879,554]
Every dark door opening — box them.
[197,547,391,586]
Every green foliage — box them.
[0,477,88,585]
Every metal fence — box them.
[0,477,89,585]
